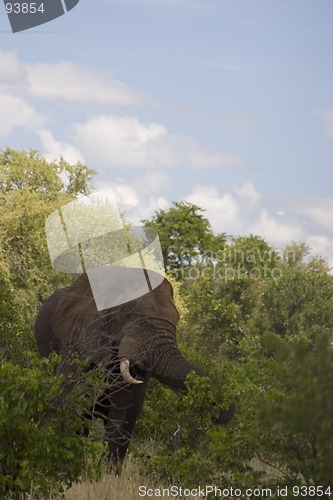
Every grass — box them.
[63,461,201,500]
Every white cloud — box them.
[185,185,242,234]
[135,169,171,196]
[0,50,240,173]
[0,49,26,86]
[183,183,333,266]
[72,115,166,170]
[249,210,304,246]
[159,133,241,168]
[185,181,260,235]
[296,197,333,231]
[95,167,172,224]
[112,183,140,208]
[0,50,147,143]
[234,180,260,206]
[38,129,86,164]
[25,61,143,107]
[317,108,333,140]
[0,94,45,137]
[86,179,333,268]
[121,194,169,224]
[71,114,241,171]
[184,182,304,247]
[0,50,144,109]
[0,51,44,137]
[97,180,170,225]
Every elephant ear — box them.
[52,274,113,363]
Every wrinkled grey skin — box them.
[35,268,234,472]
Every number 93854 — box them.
[5,3,45,14]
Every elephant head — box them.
[35,267,234,471]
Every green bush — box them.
[256,333,333,489]
[0,355,105,498]
[132,350,236,485]
[133,335,333,493]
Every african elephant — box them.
[35,267,234,472]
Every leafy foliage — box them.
[133,350,236,485]
[134,237,333,493]
[0,148,95,361]
[0,148,94,196]
[257,267,333,339]
[143,201,226,278]
[134,333,333,491]
[179,236,280,359]
[1,147,333,495]
[0,259,19,359]
[257,333,333,488]
[0,355,105,498]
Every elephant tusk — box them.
[120,359,143,385]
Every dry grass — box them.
[63,461,201,500]
[17,459,288,500]
[249,457,286,481]
[64,472,141,500]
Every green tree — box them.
[0,148,96,360]
[140,239,333,491]
[143,201,226,278]
[257,332,333,491]
[179,236,280,359]
[135,333,333,493]
[0,148,94,197]
[0,259,19,359]
[281,241,310,268]
[181,270,252,359]
[257,267,333,340]
[223,235,281,278]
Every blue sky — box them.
[1,0,332,265]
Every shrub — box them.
[0,355,105,498]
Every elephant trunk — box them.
[147,337,205,390]
[147,341,235,423]
[118,321,204,392]
[152,351,204,391]
[118,320,235,423]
